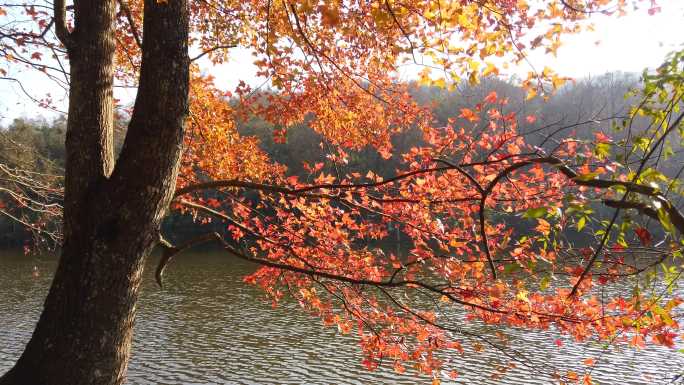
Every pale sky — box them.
[1,1,683,125]
[524,1,684,77]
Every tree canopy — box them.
[1,1,683,384]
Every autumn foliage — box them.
[2,0,683,383]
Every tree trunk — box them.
[0,0,189,384]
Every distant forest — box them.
[3,73,678,249]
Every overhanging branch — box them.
[172,154,683,296]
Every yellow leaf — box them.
[551,75,566,89]
[482,63,499,77]
[449,239,466,248]
[468,70,480,85]
[516,290,530,303]
[418,67,432,86]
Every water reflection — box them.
[1,251,682,384]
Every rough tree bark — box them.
[0,0,189,384]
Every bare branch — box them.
[155,232,222,288]
[190,44,237,62]
[384,0,417,64]
[434,158,498,278]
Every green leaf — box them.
[540,275,551,291]
[577,216,587,231]
[503,263,520,274]
[653,305,675,326]
[594,142,611,160]
[658,207,676,234]
[574,172,599,182]
[633,136,651,152]
[523,207,547,219]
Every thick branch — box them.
[176,157,661,200]
[109,0,189,207]
[604,198,684,236]
[53,0,73,49]
[488,156,659,196]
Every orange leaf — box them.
[629,334,646,349]
[484,91,498,104]
[535,218,551,236]
[459,108,479,122]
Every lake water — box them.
[1,251,682,384]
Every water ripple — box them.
[1,252,682,384]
